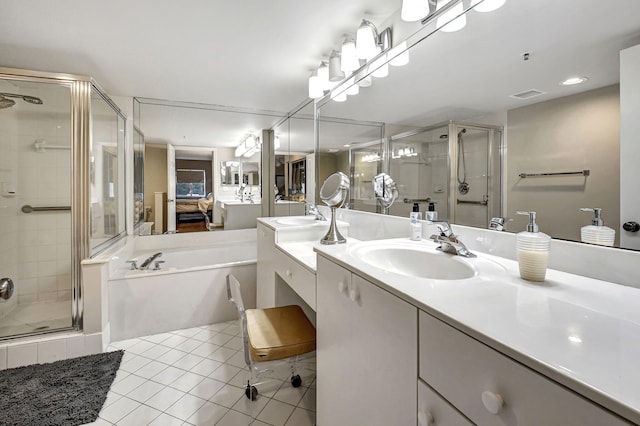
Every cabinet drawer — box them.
[274,248,316,310]
[418,379,473,426]
[419,311,630,426]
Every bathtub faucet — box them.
[140,252,163,270]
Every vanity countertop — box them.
[314,237,640,424]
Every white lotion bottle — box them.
[516,211,550,282]
[410,203,422,241]
[579,207,615,246]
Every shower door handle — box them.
[0,278,14,301]
[167,199,175,203]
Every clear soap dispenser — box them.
[516,211,551,282]
[579,208,615,246]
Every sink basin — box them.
[349,240,478,280]
[276,216,321,226]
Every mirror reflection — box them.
[134,98,287,234]
[315,0,640,250]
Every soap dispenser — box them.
[579,208,615,247]
[425,202,438,222]
[516,211,551,282]
[410,203,422,241]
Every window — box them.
[177,169,206,198]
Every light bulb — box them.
[308,71,323,99]
[332,91,347,102]
[345,77,360,96]
[471,0,506,12]
[356,20,379,60]
[371,47,389,78]
[436,0,466,32]
[329,50,345,82]
[401,0,431,21]
[341,39,360,72]
[317,62,330,90]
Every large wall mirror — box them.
[133,98,288,234]
[316,0,640,250]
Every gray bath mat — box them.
[0,350,123,426]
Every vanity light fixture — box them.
[235,134,259,158]
[331,90,347,102]
[355,66,373,87]
[371,46,389,78]
[561,76,588,86]
[340,38,360,73]
[329,50,345,82]
[471,0,506,12]
[274,135,281,150]
[401,0,431,22]
[436,0,467,32]
[356,19,379,60]
[317,61,330,90]
[345,77,359,96]
[308,69,323,99]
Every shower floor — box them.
[0,300,72,339]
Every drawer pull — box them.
[349,287,360,302]
[337,281,346,293]
[481,391,504,414]
[418,411,435,426]
[286,269,292,278]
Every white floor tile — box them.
[285,407,316,426]
[210,347,237,363]
[174,338,203,353]
[165,393,207,421]
[192,328,216,342]
[147,413,185,426]
[226,351,248,368]
[173,327,203,338]
[98,396,141,424]
[190,358,223,376]
[117,404,162,426]
[102,391,122,409]
[119,354,151,373]
[134,360,168,379]
[188,377,226,400]
[191,341,220,358]
[140,343,171,359]
[232,392,269,418]
[209,333,234,346]
[109,338,140,350]
[209,384,243,408]
[126,340,156,355]
[145,386,186,411]
[141,332,173,344]
[170,370,205,392]
[251,421,272,426]
[112,368,131,384]
[80,417,113,426]
[272,383,307,406]
[216,409,254,426]
[161,334,191,348]
[157,348,189,365]
[256,399,295,426]
[150,365,186,386]
[223,336,243,351]
[126,379,165,403]
[172,352,205,371]
[298,388,316,412]
[208,364,242,383]
[186,401,229,426]
[110,374,147,396]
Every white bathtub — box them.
[108,239,256,341]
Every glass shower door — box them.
[0,78,73,339]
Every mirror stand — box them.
[321,206,346,245]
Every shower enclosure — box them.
[0,67,125,341]
[384,120,502,225]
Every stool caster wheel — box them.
[291,374,302,388]
[245,382,258,401]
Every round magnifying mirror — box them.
[373,173,398,213]
[320,171,350,207]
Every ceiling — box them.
[2,0,639,153]
[0,0,400,113]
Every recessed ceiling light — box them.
[327,148,339,153]
[343,144,351,147]
[560,76,588,86]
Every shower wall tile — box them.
[0,346,6,370]
[38,291,57,303]
[7,342,37,368]
[38,276,57,294]
[38,338,66,363]
[18,293,37,305]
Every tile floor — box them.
[83,321,316,425]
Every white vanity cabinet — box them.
[419,312,631,426]
[256,222,277,308]
[316,255,417,426]
[418,379,474,426]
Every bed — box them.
[176,194,213,223]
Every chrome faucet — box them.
[139,252,163,270]
[306,202,327,221]
[489,217,510,231]
[429,221,476,258]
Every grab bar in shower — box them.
[403,198,431,203]
[457,199,488,206]
[518,169,590,178]
[21,204,71,213]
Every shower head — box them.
[0,96,16,109]
[458,128,467,137]
[0,92,43,107]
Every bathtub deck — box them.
[89,320,316,425]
